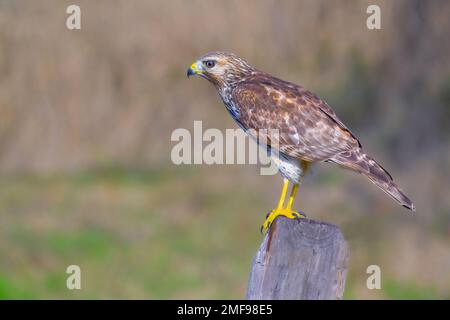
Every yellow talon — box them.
[261,179,305,234]
[261,207,305,233]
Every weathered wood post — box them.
[247,216,349,300]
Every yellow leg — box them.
[286,183,299,210]
[276,179,290,209]
[262,181,304,233]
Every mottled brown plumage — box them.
[188,51,415,211]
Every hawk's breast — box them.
[220,88,247,131]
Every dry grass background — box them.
[0,0,449,299]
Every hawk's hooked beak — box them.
[187,61,204,78]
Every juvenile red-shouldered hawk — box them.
[187,52,414,232]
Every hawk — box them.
[187,52,414,232]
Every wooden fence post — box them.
[246,216,349,300]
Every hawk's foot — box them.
[261,207,305,234]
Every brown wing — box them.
[231,75,360,162]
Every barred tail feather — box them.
[330,149,415,211]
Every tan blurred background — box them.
[0,0,449,299]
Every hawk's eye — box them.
[204,60,215,68]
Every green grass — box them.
[0,167,257,298]
[0,167,449,299]
[0,276,33,299]
[383,279,439,300]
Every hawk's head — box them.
[187,52,254,88]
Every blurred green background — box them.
[0,0,450,299]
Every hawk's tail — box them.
[329,149,415,211]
